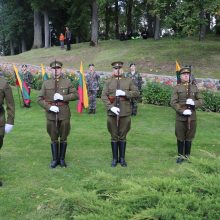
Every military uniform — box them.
[21,65,33,108]
[101,61,139,167]
[0,75,15,186]
[37,61,78,168]
[86,64,100,114]
[170,67,203,163]
[125,63,143,116]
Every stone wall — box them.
[1,63,220,91]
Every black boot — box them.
[60,142,67,167]
[176,140,185,164]
[118,141,127,167]
[111,141,118,167]
[185,141,192,160]
[50,142,59,168]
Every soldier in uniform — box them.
[21,64,33,108]
[86,64,100,114]
[37,61,78,168]
[170,67,203,163]
[0,70,15,186]
[125,63,143,116]
[101,61,139,167]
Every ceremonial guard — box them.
[0,70,15,186]
[170,67,203,163]
[101,61,139,167]
[37,61,78,168]
[125,63,143,116]
[86,64,100,114]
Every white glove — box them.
[116,89,125,96]
[183,109,192,116]
[49,106,59,113]
[5,124,13,134]
[54,93,63,101]
[110,107,120,115]
[186,98,195,106]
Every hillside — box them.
[1,37,220,78]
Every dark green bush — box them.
[199,90,220,112]
[142,82,172,106]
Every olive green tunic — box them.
[101,75,139,141]
[0,77,15,137]
[170,83,203,141]
[37,77,78,142]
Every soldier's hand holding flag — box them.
[5,124,14,134]
[183,109,192,116]
[49,106,59,113]
[116,89,125,96]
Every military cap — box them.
[50,61,63,68]
[22,64,27,68]
[89,63,95,67]
[179,67,191,74]
[111,61,123,69]
[129,63,135,67]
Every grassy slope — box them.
[1,37,220,78]
[0,89,219,219]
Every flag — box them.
[41,64,49,80]
[176,60,181,84]
[13,64,31,105]
[77,61,88,113]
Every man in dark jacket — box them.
[101,61,139,167]
[37,61,78,168]
[170,67,203,163]
[0,72,15,186]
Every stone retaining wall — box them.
[1,63,220,91]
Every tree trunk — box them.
[105,0,110,40]
[216,15,220,35]
[114,0,119,39]
[199,10,206,41]
[10,40,14,55]
[32,10,42,49]
[126,0,133,35]
[147,14,154,38]
[21,37,26,52]
[90,0,98,46]
[43,10,49,48]
[154,15,160,40]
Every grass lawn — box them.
[0,88,220,219]
[1,37,220,78]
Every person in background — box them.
[86,64,100,114]
[21,64,33,108]
[0,69,15,186]
[101,61,139,167]
[65,27,71,51]
[37,61,78,168]
[125,63,143,116]
[170,67,203,164]
[59,33,65,49]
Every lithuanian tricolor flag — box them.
[77,61,88,113]
[13,64,30,105]
[41,64,49,80]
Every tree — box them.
[90,0,99,46]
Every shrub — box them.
[142,82,172,106]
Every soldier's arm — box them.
[170,86,184,114]
[125,80,139,99]
[4,83,15,125]
[37,82,51,111]
[101,81,114,111]
[194,86,203,108]
[63,81,78,101]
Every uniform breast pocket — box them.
[178,91,186,99]
[45,87,55,98]
[60,87,68,95]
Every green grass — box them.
[1,36,220,78]
[0,88,220,219]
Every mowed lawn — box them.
[0,88,220,219]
